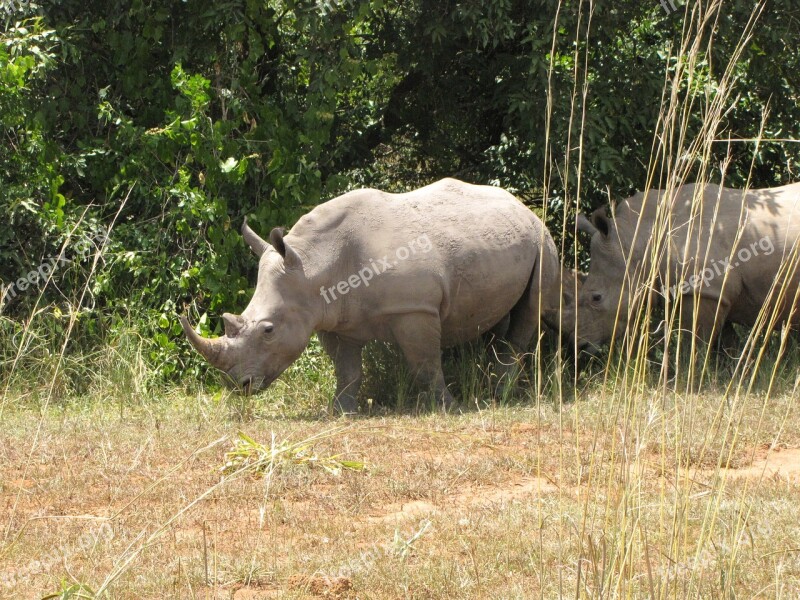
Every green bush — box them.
[2,1,799,389]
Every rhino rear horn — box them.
[542,306,576,338]
[222,312,244,337]
[242,217,269,257]
[541,308,560,331]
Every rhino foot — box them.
[439,387,455,413]
[331,394,359,417]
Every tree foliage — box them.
[2,0,799,380]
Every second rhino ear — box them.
[591,208,611,237]
[269,227,301,270]
[576,213,598,237]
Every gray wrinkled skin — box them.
[570,182,800,353]
[182,178,561,414]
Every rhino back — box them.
[610,183,800,326]
[285,178,550,345]
[727,183,800,324]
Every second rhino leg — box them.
[678,294,731,347]
[676,295,731,389]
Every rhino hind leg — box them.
[507,250,557,352]
[717,322,741,358]
[319,332,363,415]
[391,314,454,411]
[493,257,550,387]
[488,313,511,340]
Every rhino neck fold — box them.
[276,234,355,333]
[317,282,349,332]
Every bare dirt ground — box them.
[2,392,800,599]
[705,445,800,481]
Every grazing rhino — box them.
[570,182,800,353]
[181,178,560,413]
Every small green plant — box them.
[41,581,97,600]
[221,430,366,477]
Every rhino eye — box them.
[591,292,603,304]
[262,323,274,334]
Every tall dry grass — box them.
[544,0,800,597]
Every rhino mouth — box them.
[238,375,277,395]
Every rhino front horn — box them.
[180,315,228,369]
[242,216,269,257]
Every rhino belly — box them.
[731,274,800,327]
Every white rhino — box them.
[572,182,800,353]
[181,178,560,413]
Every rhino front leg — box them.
[319,332,363,415]
[391,314,454,411]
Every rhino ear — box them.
[591,209,610,237]
[269,227,301,270]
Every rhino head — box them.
[571,210,631,353]
[180,219,316,391]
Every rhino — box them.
[570,182,800,353]
[181,178,561,413]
